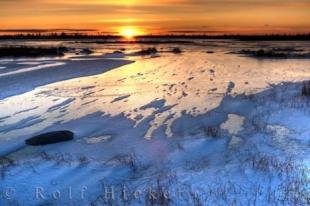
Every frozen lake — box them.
[0,39,309,205]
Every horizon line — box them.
[0,33,309,42]
[0,28,310,36]
[0,32,310,36]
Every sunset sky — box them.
[0,0,310,35]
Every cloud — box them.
[0,0,309,34]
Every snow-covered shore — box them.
[0,40,309,205]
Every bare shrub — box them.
[189,190,203,206]
[144,177,172,206]
[302,81,310,96]
[185,158,209,171]
[39,151,74,165]
[78,156,90,165]
[0,156,15,179]
[204,126,220,138]
[107,153,140,172]
[245,154,296,177]
[39,151,52,161]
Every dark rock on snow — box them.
[134,48,158,56]
[0,46,68,57]
[171,47,182,54]
[25,131,74,146]
[79,48,93,55]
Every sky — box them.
[0,0,310,35]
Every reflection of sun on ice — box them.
[119,26,143,39]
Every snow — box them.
[220,114,245,135]
[0,40,309,205]
[84,135,112,144]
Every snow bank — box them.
[1,82,309,205]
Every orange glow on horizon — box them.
[0,0,310,35]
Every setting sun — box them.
[119,26,143,39]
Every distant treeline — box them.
[0,33,309,41]
[138,34,310,41]
[0,33,120,40]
